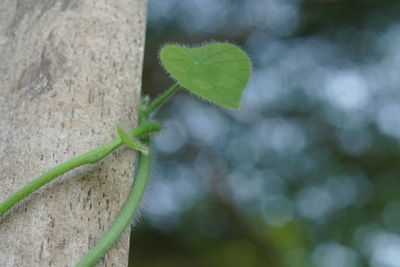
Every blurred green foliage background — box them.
[129,1,400,266]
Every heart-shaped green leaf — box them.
[160,43,251,109]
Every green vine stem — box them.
[0,122,161,217]
[76,142,152,267]
[0,82,182,265]
[0,81,180,218]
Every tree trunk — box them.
[0,0,147,266]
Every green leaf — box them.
[116,125,149,155]
[160,42,251,109]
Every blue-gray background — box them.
[129,1,400,266]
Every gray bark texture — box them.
[0,0,147,266]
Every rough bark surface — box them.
[0,0,147,266]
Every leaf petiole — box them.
[140,83,181,119]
